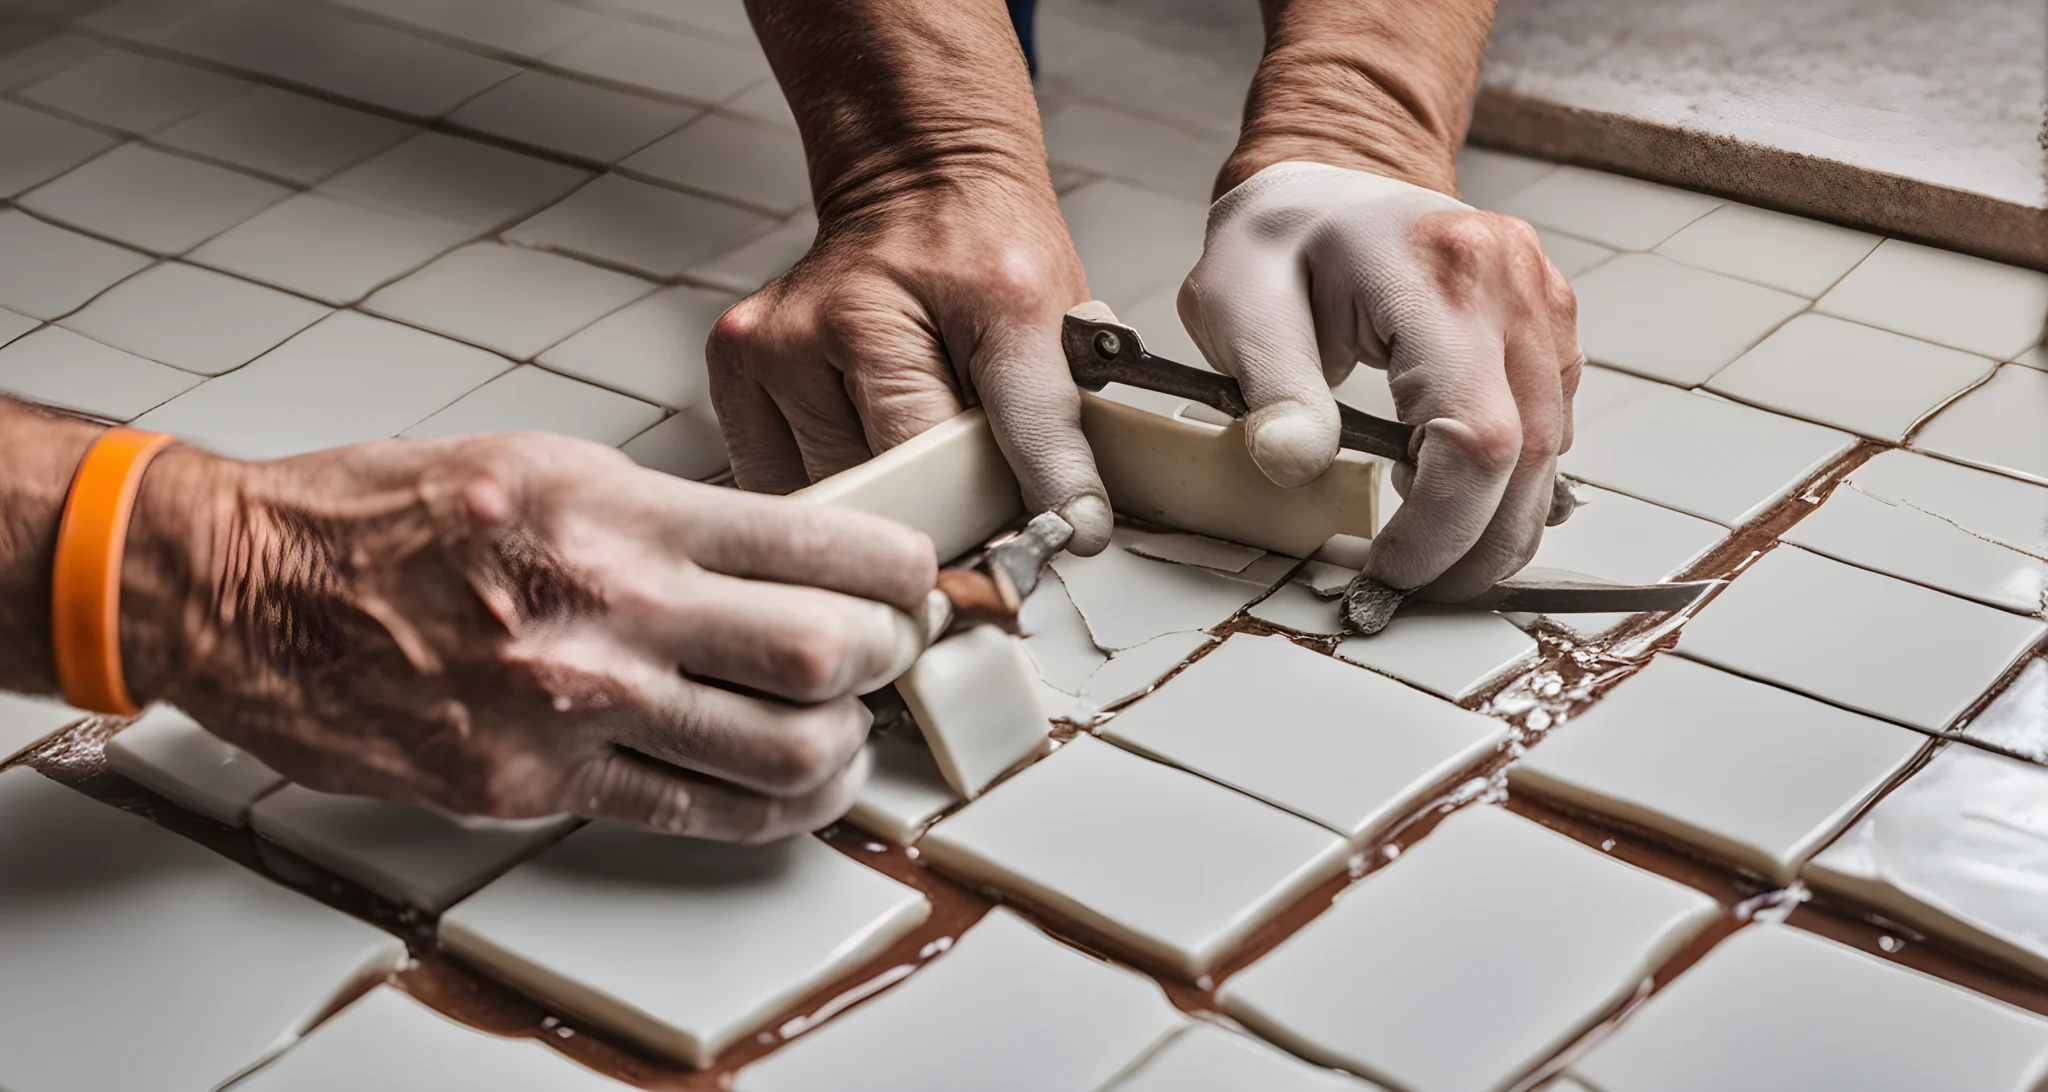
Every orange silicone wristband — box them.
[51,428,176,716]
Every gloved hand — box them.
[1178,161,1583,600]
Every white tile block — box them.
[366,243,655,361]
[507,173,772,278]
[793,408,1021,563]
[1817,238,2048,361]
[1535,227,1615,279]
[622,112,810,213]
[1049,526,1279,651]
[844,729,958,846]
[1018,570,1108,694]
[538,283,730,408]
[1077,630,1212,710]
[449,70,695,163]
[683,208,814,293]
[19,48,244,133]
[0,33,102,93]
[1912,364,2048,486]
[1571,364,1663,426]
[0,307,35,349]
[190,192,468,306]
[105,704,283,827]
[1453,145,1557,209]
[1122,528,1264,571]
[1676,546,2047,732]
[1059,179,1206,311]
[1248,579,1343,636]
[156,86,415,185]
[324,132,592,234]
[0,692,86,763]
[61,261,328,375]
[1847,449,2048,566]
[897,624,1050,799]
[1517,482,1727,636]
[0,325,199,421]
[1654,203,1881,297]
[541,17,770,103]
[618,402,728,479]
[440,825,929,1067]
[0,99,118,197]
[1959,656,2048,761]
[404,365,662,444]
[1106,1024,1382,1092]
[1493,166,1721,250]
[2014,341,2047,371]
[1107,634,1506,841]
[1335,608,1539,702]
[1042,100,1230,202]
[326,0,602,60]
[20,142,288,255]
[1571,253,1806,386]
[0,766,406,1092]
[0,208,152,320]
[733,907,1184,1092]
[1707,314,1995,440]
[1510,656,1924,883]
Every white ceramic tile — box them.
[0,307,35,349]
[326,0,602,59]
[400,365,663,444]
[19,48,244,134]
[1676,546,2047,732]
[1654,203,1881,297]
[1249,579,1343,635]
[923,734,1350,978]
[190,192,467,306]
[104,704,282,826]
[734,907,1184,1092]
[1059,178,1206,311]
[1121,529,1263,572]
[683,208,814,293]
[1571,363,1663,426]
[1454,145,1557,210]
[0,325,199,421]
[897,624,1051,799]
[723,79,796,130]
[538,283,730,408]
[1049,527,1281,651]
[440,824,929,1067]
[0,208,152,320]
[622,112,809,214]
[1515,482,1728,636]
[1493,166,1721,250]
[449,70,695,163]
[1221,805,1718,1092]
[1559,385,1857,526]
[2014,341,2047,371]
[507,173,772,278]
[60,261,327,375]
[0,33,101,92]
[135,311,510,458]
[618,402,728,479]
[1510,656,1924,883]
[1707,314,1995,441]
[541,16,770,103]
[1335,607,1539,702]
[793,408,1023,563]
[151,2,342,85]
[1911,364,2048,486]
[1570,253,1806,386]
[1534,227,1615,279]
[0,692,86,763]
[1042,100,1230,202]
[156,86,416,185]
[1962,658,2048,762]
[1108,634,1506,841]
[1817,238,2048,361]
[0,766,406,1092]
[365,243,654,361]
[1077,630,1212,711]
[844,728,959,846]
[1019,569,1109,694]
[324,132,592,234]
[1106,1023,1382,1092]
[1569,924,2048,1092]
[292,15,521,118]
[234,986,629,1092]
[21,142,288,256]
[0,99,119,197]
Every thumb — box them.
[969,314,1113,555]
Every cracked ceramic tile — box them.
[20,143,288,256]
[0,766,406,1092]
[1816,239,2048,361]
[1707,314,1995,441]
[541,16,770,103]
[623,112,810,214]
[1049,527,1281,651]
[1078,630,1211,711]
[0,307,35,349]
[1675,546,2047,733]
[897,625,1051,799]
[439,822,929,1068]
[1105,1023,1384,1092]
[0,99,118,197]
[189,192,470,305]
[1018,570,1108,694]
[1220,805,1718,1092]
[1335,607,1539,702]
[1121,528,1264,572]
[1042,100,1231,203]
[1559,385,1856,526]
[1515,483,1728,636]
[1654,203,1881,297]
[1492,166,1721,251]
[450,70,695,164]
[233,986,628,1092]
[1959,658,2047,761]
[0,33,101,92]
[793,409,1023,563]
[156,86,416,185]
[734,907,1184,1092]
[365,243,656,361]
[1534,227,1615,279]
[18,48,245,134]
[326,0,603,60]
[618,403,728,480]
[1302,558,1357,594]
[844,728,959,846]
[923,734,1350,978]
[1510,656,1924,883]
[1571,364,1663,427]
[0,208,152,320]
[0,692,86,763]
[135,311,510,458]
[508,173,772,278]
[683,208,814,293]
[60,261,328,375]
[324,132,592,234]
[1569,925,2048,1092]
[1805,743,2048,981]
[0,326,199,421]
[1107,634,1506,841]
[402,365,663,444]
[539,283,729,408]
[1453,145,1557,210]
[1911,364,2048,486]
[1059,178,1206,311]
[1570,253,1807,386]
[1248,580,1342,636]
[104,705,282,827]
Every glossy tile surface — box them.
[1105,1024,1383,1092]
[366,242,654,361]
[1075,629,1211,713]
[844,728,959,846]
[897,624,1050,799]
[1335,607,1539,702]
[1911,364,2048,486]
[1570,253,1806,386]
[61,261,328,375]
[1816,238,2048,361]
[1653,202,1880,297]
[1049,526,1282,651]
[21,142,288,255]
[537,283,730,408]
[1570,363,1663,426]
[1706,314,1994,440]
[104,705,283,827]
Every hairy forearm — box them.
[1222,0,1497,196]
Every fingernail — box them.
[1247,406,1335,488]
[854,607,928,695]
[1057,493,1113,555]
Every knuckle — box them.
[705,297,774,372]
[770,626,854,702]
[1459,414,1524,477]
[976,247,1067,318]
[760,704,861,794]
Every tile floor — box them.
[2,0,2047,1088]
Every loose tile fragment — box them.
[1492,166,1720,250]
[366,243,655,361]
[1018,569,1108,694]
[61,261,327,375]
[1570,253,1806,386]
[507,173,772,279]
[1911,364,2048,486]
[0,692,86,763]
[156,86,415,185]
[19,48,245,134]
[190,192,470,305]
[0,767,406,1092]
[0,99,118,197]
[1816,238,2048,361]
[923,735,1350,978]
[844,729,960,846]
[0,326,200,421]
[734,907,1185,1092]
[897,625,1050,799]
[1249,579,1344,635]
[105,705,283,827]
[1455,145,1558,209]
[449,70,694,164]
[541,17,771,103]
[1509,657,1925,883]
[1121,528,1265,572]
[538,283,731,408]
[1078,630,1211,710]
[1049,526,1279,651]
[21,142,289,256]
[1653,203,1881,297]
[1222,805,1718,1092]
[324,132,591,234]
[1107,634,1505,841]
[1335,607,1538,701]
[1559,385,1857,526]
[623,113,810,213]
[401,365,663,444]
[1707,314,1995,440]
[1675,546,2047,733]
[619,403,728,480]
[0,208,152,320]
[440,824,929,1068]
[1570,925,2048,1092]
[793,409,1022,563]
[1105,1023,1383,1092]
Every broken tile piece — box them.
[1302,559,1357,595]
[1050,527,1277,651]
[506,173,772,279]
[896,625,1050,799]
[1223,805,1716,1092]
[19,48,246,134]
[440,825,929,1068]
[1122,528,1265,572]
[1675,546,2047,733]
[0,692,86,763]
[923,735,1350,978]
[21,142,288,255]
[0,326,200,421]
[0,208,152,320]
[448,70,695,164]
[734,907,1184,1092]
[1492,166,1721,250]
[324,132,591,234]
[794,409,1021,563]
[619,403,728,480]
[538,284,732,409]
[1335,607,1538,701]
[1706,314,1995,441]
[1911,364,2048,486]
[105,705,283,827]
[403,366,664,445]
[0,766,406,1092]
[1804,743,2048,981]
[1653,202,1881,297]
[156,86,415,185]
[1509,657,1925,883]
[1570,253,1807,386]
[1078,630,1211,710]
[844,729,959,846]
[189,192,470,305]
[1107,634,1505,841]
[1248,580,1343,636]
[60,261,328,375]
[1018,570,1108,694]
[1569,925,2048,1092]
[1816,238,2048,361]
[0,99,118,197]
[365,243,656,361]
[1105,1023,1382,1092]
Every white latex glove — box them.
[1178,161,1582,600]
